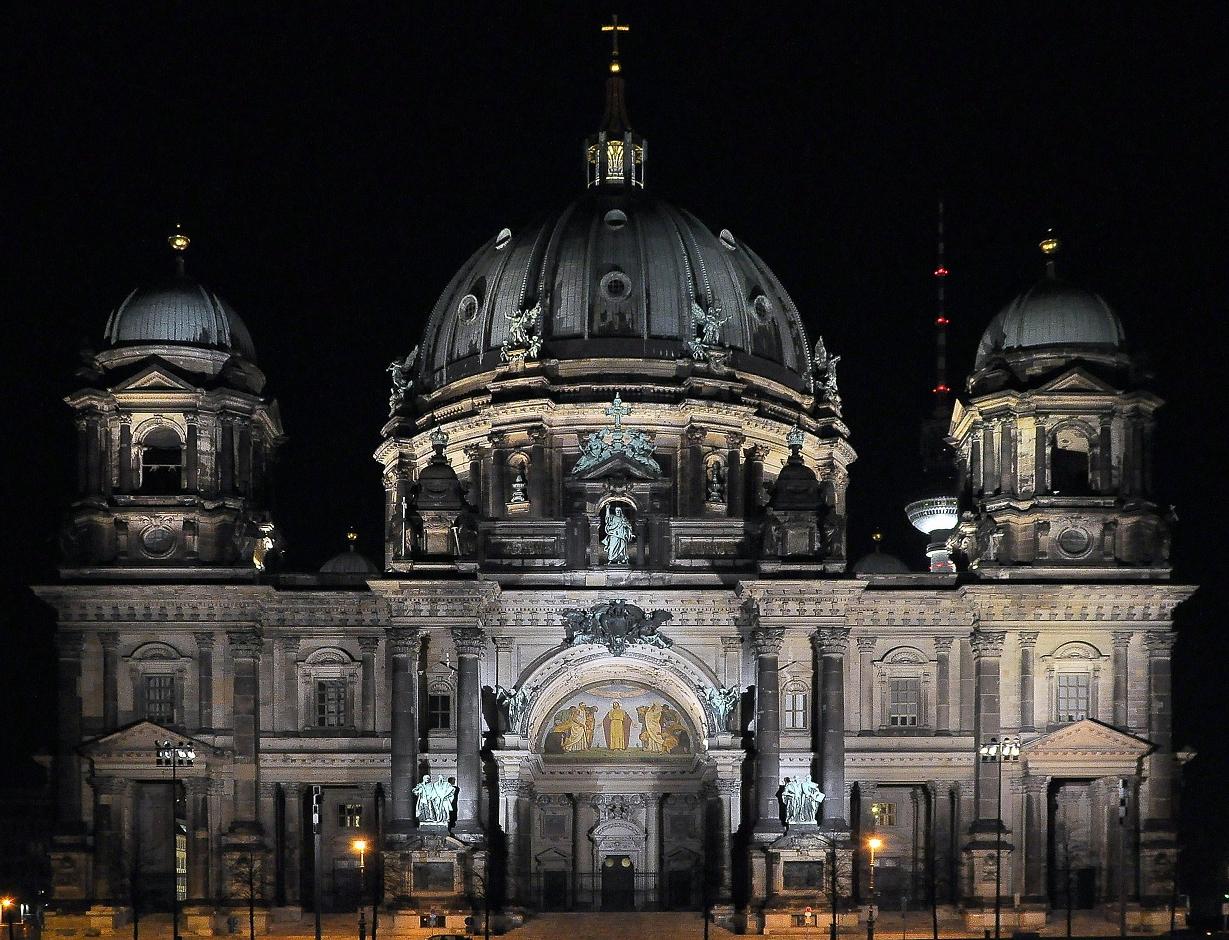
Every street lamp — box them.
[867,836,883,940]
[156,740,196,940]
[1,897,14,940]
[978,736,1020,940]
[352,838,377,940]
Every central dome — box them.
[416,189,813,396]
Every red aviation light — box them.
[933,384,951,394]
[935,316,950,326]
[933,266,949,277]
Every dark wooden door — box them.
[542,870,569,911]
[667,869,693,909]
[601,855,635,911]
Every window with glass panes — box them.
[428,692,452,731]
[888,677,921,727]
[783,687,808,730]
[871,801,898,827]
[145,674,175,724]
[315,679,347,727]
[338,803,363,828]
[1055,672,1091,722]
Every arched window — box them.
[782,680,809,730]
[1050,426,1092,496]
[140,426,183,494]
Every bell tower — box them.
[947,234,1170,576]
[61,229,285,576]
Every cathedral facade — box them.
[37,40,1191,938]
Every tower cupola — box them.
[584,15,646,190]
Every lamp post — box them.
[352,839,368,940]
[156,740,195,940]
[1,897,14,940]
[867,837,883,940]
[978,735,1020,940]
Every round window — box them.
[458,294,479,321]
[600,271,632,302]
[603,209,628,230]
[1056,527,1091,557]
[140,525,176,558]
[719,228,738,250]
[752,294,772,318]
[494,228,512,250]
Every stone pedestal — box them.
[961,838,1014,902]
[182,905,218,936]
[382,829,476,912]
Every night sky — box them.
[5,1,1227,911]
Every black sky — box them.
[4,0,1228,910]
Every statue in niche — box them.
[509,470,529,504]
[782,776,825,825]
[700,685,741,731]
[706,462,725,502]
[601,504,634,564]
[495,685,532,733]
[387,346,419,413]
[413,774,457,826]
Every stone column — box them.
[571,793,587,907]
[91,776,125,899]
[958,637,975,733]
[934,637,953,734]
[387,627,421,833]
[465,444,483,512]
[228,629,263,832]
[75,419,89,494]
[237,420,253,495]
[84,416,102,493]
[278,636,299,733]
[1098,418,1114,493]
[528,425,548,516]
[685,426,706,516]
[219,414,235,495]
[56,631,85,831]
[1019,631,1038,732]
[100,632,119,730]
[725,432,745,517]
[1023,775,1048,900]
[185,777,211,901]
[1143,631,1176,828]
[1112,632,1131,729]
[751,626,785,836]
[814,628,849,829]
[645,793,662,905]
[857,636,877,734]
[451,626,486,836]
[930,781,954,903]
[1034,419,1048,494]
[487,431,507,518]
[743,445,766,512]
[999,420,1014,494]
[194,632,215,731]
[493,636,516,690]
[981,423,996,494]
[282,783,302,904]
[969,430,983,495]
[185,415,199,491]
[714,778,739,902]
[970,630,1006,827]
[359,637,379,733]
[117,418,133,492]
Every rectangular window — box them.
[337,803,363,828]
[888,678,921,727]
[175,828,188,901]
[145,674,175,724]
[1056,672,1091,722]
[871,801,898,827]
[427,693,452,731]
[316,679,347,728]
[783,690,808,730]
[783,860,824,890]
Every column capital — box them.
[451,625,487,657]
[933,636,955,655]
[720,635,744,652]
[1112,631,1133,650]
[227,629,263,658]
[281,781,303,797]
[193,631,217,650]
[57,630,85,658]
[1023,774,1050,795]
[970,629,1006,657]
[386,626,422,655]
[98,631,120,652]
[812,628,850,656]
[1143,630,1176,656]
[750,627,785,656]
[856,635,878,654]
[91,775,130,796]
[725,431,746,449]
[492,635,516,653]
[1018,631,1040,648]
[463,443,484,462]
[487,429,508,446]
[184,776,211,796]
[743,444,768,462]
[528,424,549,445]
[358,636,380,654]
[686,425,708,445]
[258,781,280,798]
[276,635,301,654]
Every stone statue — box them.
[811,335,841,402]
[689,300,730,360]
[387,346,419,413]
[706,462,725,502]
[573,394,662,477]
[413,774,457,826]
[509,470,529,504]
[501,303,543,363]
[700,685,741,731]
[562,600,673,656]
[601,504,634,564]
[495,685,531,733]
[782,776,825,825]
[251,522,277,571]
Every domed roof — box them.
[852,547,910,576]
[320,545,379,575]
[416,190,813,396]
[974,243,1125,371]
[104,275,256,361]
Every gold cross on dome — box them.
[601,14,629,59]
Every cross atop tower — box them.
[605,392,632,430]
[601,14,630,71]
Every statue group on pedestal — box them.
[413,774,458,826]
[782,775,825,825]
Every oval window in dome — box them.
[458,294,479,321]
[719,229,738,250]
[603,209,628,230]
[600,270,633,302]
[752,292,772,319]
[495,228,513,250]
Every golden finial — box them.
[168,223,191,253]
[872,531,883,544]
[346,528,358,544]
[601,14,629,73]
[1039,230,1061,256]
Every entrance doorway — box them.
[666,869,693,909]
[601,855,635,911]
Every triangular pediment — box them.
[1023,718,1152,766]
[81,720,224,761]
[1037,367,1119,394]
[572,451,660,481]
[113,362,198,393]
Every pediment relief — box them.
[881,645,928,665]
[113,363,198,393]
[81,720,225,761]
[1023,719,1152,760]
[1037,367,1119,395]
[127,641,187,662]
[571,450,661,481]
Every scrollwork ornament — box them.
[561,600,673,656]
